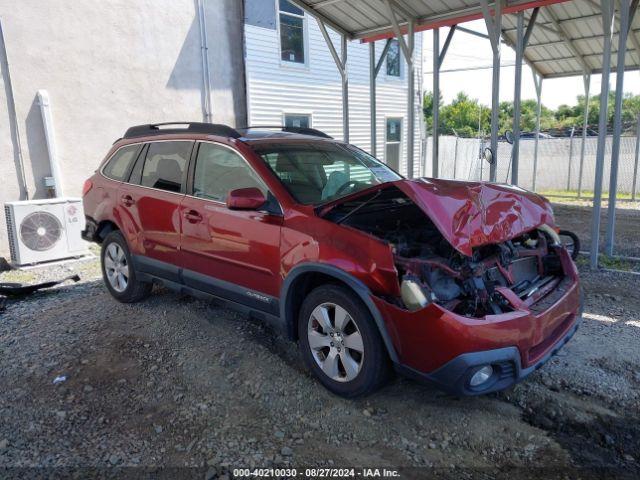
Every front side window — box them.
[255,142,402,205]
[193,143,266,202]
[138,141,192,193]
[103,144,140,181]
[284,114,310,129]
[386,39,401,77]
[279,0,305,64]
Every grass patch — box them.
[575,256,589,268]
[539,189,636,201]
[598,255,634,271]
[0,269,38,284]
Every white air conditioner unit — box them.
[5,198,89,266]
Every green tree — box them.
[423,90,443,130]
[424,90,640,136]
[438,92,490,137]
[520,99,555,131]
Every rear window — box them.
[134,141,192,193]
[102,145,140,181]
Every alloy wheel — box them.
[104,243,129,293]
[307,302,364,382]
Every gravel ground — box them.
[1,249,639,479]
[552,200,640,259]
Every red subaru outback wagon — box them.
[83,122,582,397]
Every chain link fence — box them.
[419,133,640,259]
[422,134,640,201]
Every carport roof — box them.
[289,0,640,79]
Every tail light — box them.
[82,179,93,196]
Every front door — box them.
[385,118,402,171]
[179,142,282,314]
[119,140,193,281]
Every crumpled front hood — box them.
[394,178,555,256]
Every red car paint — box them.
[83,131,581,394]
[395,179,556,257]
[373,250,580,374]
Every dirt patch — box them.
[553,201,640,259]
[0,257,639,478]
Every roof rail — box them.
[240,126,333,139]
[123,122,241,139]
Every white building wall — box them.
[0,0,246,258]
[245,10,423,177]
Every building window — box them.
[279,0,305,64]
[385,118,402,171]
[386,39,401,77]
[284,114,311,128]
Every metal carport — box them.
[287,0,640,269]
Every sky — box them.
[421,20,640,110]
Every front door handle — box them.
[121,194,135,207]
[183,209,203,223]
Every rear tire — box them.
[101,230,152,303]
[298,284,391,398]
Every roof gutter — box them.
[358,0,571,43]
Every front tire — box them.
[298,285,391,398]
[101,230,152,303]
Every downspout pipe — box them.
[37,90,64,198]
[197,0,213,123]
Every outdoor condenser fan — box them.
[19,211,63,252]
[5,198,88,265]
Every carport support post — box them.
[511,8,537,186]
[433,28,440,178]
[431,26,456,179]
[590,0,615,269]
[407,19,415,178]
[383,0,416,177]
[317,20,349,143]
[567,126,575,190]
[370,39,393,159]
[633,113,640,201]
[341,35,349,144]
[511,12,524,185]
[370,43,377,156]
[605,0,635,255]
[578,74,591,199]
[532,72,543,192]
[480,0,503,182]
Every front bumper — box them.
[374,247,583,396]
[396,312,582,395]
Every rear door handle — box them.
[183,209,203,223]
[121,194,135,206]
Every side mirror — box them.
[226,187,266,210]
[483,147,494,165]
[504,130,514,144]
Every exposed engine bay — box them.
[323,187,566,317]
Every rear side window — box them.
[102,145,140,181]
[193,143,266,201]
[137,141,192,193]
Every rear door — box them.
[180,141,282,314]
[118,140,194,282]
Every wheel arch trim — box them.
[280,263,399,364]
